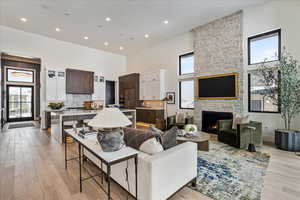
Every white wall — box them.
[243,0,300,142]
[0,25,126,127]
[127,32,194,116]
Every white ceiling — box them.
[0,0,271,56]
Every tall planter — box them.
[275,129,300,151]
[258,48,300,151]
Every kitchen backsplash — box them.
[65,94,92,107]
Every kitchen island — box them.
[48,108,136,143]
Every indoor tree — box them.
[258,48,300,130]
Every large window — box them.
[248,29,281,65]
[179,79,194,109]
[179,52,194,75]
[248,72,280,113]
[7,68,34,83]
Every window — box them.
[248,72,280,113]
[179,79,194,109]
[179,52,194,75]
[7,68,34,83]
[248,29,281,65]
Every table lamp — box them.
[88,108,132,152]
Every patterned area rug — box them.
[191,138,270,200]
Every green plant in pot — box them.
[257,48,300,151]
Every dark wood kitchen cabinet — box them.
[136,109,164,124]
[119,73,139,109]
[66,68,94,94]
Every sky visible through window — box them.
[250,34,279,64]
[180,54,194,74]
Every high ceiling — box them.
[0,0,270,56]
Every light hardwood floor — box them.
[0,126,299,200]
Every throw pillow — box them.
[149,125,164,134]
[175,112,185,124]
[139,138,164,155]
[232,114,250,130]
[150,126,178,150]
[123,127,162,150]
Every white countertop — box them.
[49,108,136,117]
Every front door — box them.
[7,85,34,122]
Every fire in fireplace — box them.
[202,111,233,134]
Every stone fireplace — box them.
[193,11,244,129]
[202,111,233,134]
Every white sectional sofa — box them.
[84,141,198,200]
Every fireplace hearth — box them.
[202,111,233,134]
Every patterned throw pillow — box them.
[232,114,250,130]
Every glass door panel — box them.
[7,85,33,121]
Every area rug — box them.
[191,138,270,200]
[8,122,35,129]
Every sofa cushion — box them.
[123,127,162,150]
[139,138,164,155]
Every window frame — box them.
[248,72,281,113]
[179,79,194,110]
[248,29,281,65]
[179,52,194,75]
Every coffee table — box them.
[177,131,210,151]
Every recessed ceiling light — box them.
[119,46,124,50]
[164,20,169,24]
[105,17,111,22]
[84,36,89,40]
[20,17,27,22]
[104,41,109,46]
[144,34,149,38]
[55,27,61,32]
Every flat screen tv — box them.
[197,73,238,100]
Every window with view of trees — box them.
[248,29,281,65]
[179,79,194,109]
[248,72,280,113]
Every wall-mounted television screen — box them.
[197,73,238,100]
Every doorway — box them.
[105,80,115,106]
[6,85,34,122]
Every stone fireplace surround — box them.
[193,11,244,130]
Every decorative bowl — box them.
[48,102,64,110]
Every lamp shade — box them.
[88,108,132,129]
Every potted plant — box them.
[257,48,300,151]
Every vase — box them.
[97,129,125,152]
